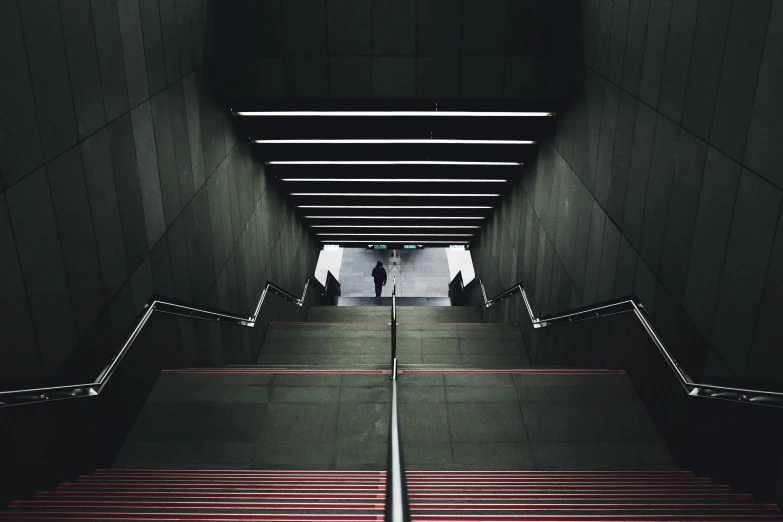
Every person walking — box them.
[371,261,387,298]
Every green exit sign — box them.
[404,244,419,249]
[371,244,387,249]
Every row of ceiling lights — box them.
[238,110,547,244]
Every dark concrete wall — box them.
[0,0,318,382]
[473,0,783,387]
[216,0,578,100]
[469,0,783,500]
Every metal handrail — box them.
[468,277,783,408]
[0,276,333,407]
[390,277,397,379]
[385,278,409,522]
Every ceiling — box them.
[230,101,559,248]
[216,0,576,248]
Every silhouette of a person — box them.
[371,261,387,298]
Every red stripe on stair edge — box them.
[56,483,733,491]
[34,492,756,501]
[0,513,781,521]
[160,369,626,375]
[96,470,693,476]
[10,501,777,511]
[75,477,711,484]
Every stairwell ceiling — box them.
[217,0,576,247]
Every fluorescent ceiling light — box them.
[298,205,492,209]
[304,216,485,220]
[266,161,522,166]
[291,193,500,197]
[321,240,471,244]
[236,111,553,117]
[281,178,508,183]
[310,225,481,228]
[316,233,474,236]
[252,139,536,145]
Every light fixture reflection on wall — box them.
[303,216,485,219]
[252,139,536,145]
[297,205,493,209]
[235,111,553,117]
[282,178,508,183]
[310,225,482,228]
[291,193,500,197]
[266,161,523,166]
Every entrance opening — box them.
[314,247,475,298]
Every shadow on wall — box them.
[0,0,318,507]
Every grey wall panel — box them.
[91,0,130,121]
[594,82,620,207]
[329,57,372,97]
[166,215,192,301]
[286,57,329,98]
[130,256,154,313]
[108,114,149,271]
[131,101,166,249]
[607,0,630,85]
[0,196,41,380]
[657,0,698,123]
[710,170,781,375]
[417,0,461,55]
[6,168,76,372]
[462,0,507,55]
[0,0,43,187]
[327,0,371,55]
[81,130,128,301]
[117,0,150,107]
[709,1,772,163]
[744,1,783,189]
[620,0,650,96]
[680,0,731,141]
[282,0,326,55]
[607,92,637,226]
[596,219,621,302]
[139,0,167,95]
[416,57,461,98]
[373,0,415,55]
[622,102,656,249]
[19,0,77,161]
[460,57,504,98]
[174,0,194,71]
[592,0,614,76]
[183,73,205,190]
[59,0,106,140]
[47,147,105,336]
[638,114,679,273]
[373,57,416,98]
[658,130,707,301]
[746,209,783,382]
[582,201,606,305]
[158,0,182,84]
[637,0,671,109]
[167,81,195,205]
[150,91,182,227]
[681,147,740,339]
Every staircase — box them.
[3,306,781,520]
[3,469,782,520]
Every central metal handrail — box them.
[458,273,783,408]
[0,274,339,408]
[385,275,409,522]
[390,277,397,379]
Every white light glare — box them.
[320,240,471,244]
[291,193,500,197]
[316,233,474,237]
[304,216,485,220]
[310,225,481,228]
[252,139,536,145]
[282,178,508,183]
[236,111,553,117]
[266,161,523,166]
[297,205,492,209]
